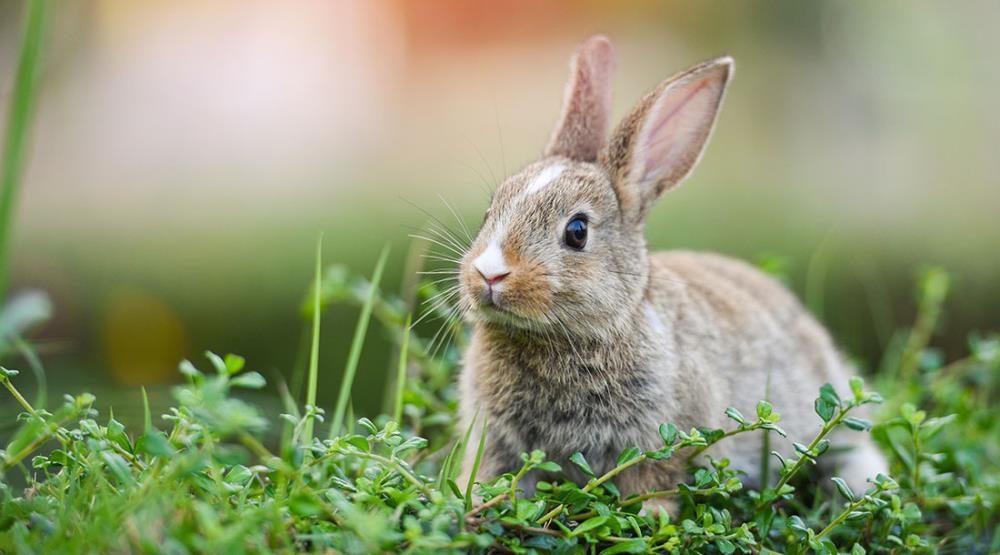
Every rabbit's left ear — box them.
[544,35,617,162]
[604,57,732,223]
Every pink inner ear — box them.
[636,76,721,188]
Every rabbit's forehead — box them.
[489,159,612,229]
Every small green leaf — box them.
[815,396,836,422]
[205,351,228,375]
[756,400,773,419]
[601,538,648,554]
[535,461,561,473]
[223,353,245,375]
[288,492,324,517]
[569,452,595,478]
[229,372,266,389]
[616,447,643,466]
[570,515,608,536]
[392,436,428,457]
[717,538,737,554]
[178,360,201,379]
[136,429,175,457]
[725,407,747,425]
[831,477,856,501]
[843,417,872,431]
[849,377,864,401]
[100,452,136,487]
[659,423,678,446]
[224,465,253,486]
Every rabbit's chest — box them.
[483,359,661,466]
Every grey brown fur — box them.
[455,35,885,511]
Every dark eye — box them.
[564,214,588,250]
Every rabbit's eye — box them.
[564,214,588,250]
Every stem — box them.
[687,425,760,461]
[0,0,49,300]
[539,453,648,523]
[815,497,867,540]
[466,492,508,518]
[1,372,35,413]
[759,404,858,509]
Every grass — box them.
[1,257,998,553]
[0,0,48,300]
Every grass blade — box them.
[141,386,151,431]
[302,234,323,444]
[392,314,411,424]
[464,414,488,513]
[329,244,390,437]
[0,0,50,300]
[439,410,477,494]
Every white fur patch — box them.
[522,163,566,196]
[473,241,508,280]
[644,302,667,338]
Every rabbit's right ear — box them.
[543,35,617,163]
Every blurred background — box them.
[2,1,999,422]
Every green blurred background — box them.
[2,1,999,422]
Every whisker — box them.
[408,234,465,258]
[438,194,475,245]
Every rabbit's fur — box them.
[455,36,885,507]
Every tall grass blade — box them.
[0,0,50,300]
[302,234,323,444]
[464,414,488,513]
[141,386,151,431]
[275,375,300,457]
[329,244,390,437]
[393,314,411,424]
[439,410,477,495]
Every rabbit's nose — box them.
[479,270,509,286]
[473,241,509,286]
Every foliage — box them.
[1,261,998,554]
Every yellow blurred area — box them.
[101,288,188,385]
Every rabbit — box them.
[454,35,886,513]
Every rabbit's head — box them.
[459,36,732,338]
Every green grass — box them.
[0,0,48,300]
[1,260,998,554]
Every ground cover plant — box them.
[2,2,999,553]
[1,254,999,553]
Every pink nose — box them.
[479,270,509,286]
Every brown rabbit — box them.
[455,35,885,512]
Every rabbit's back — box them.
[647,250,852,475]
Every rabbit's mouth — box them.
[471,298,554,332]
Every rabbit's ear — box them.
[544,35,617,162]
[604,57,732,222]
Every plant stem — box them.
[0,0,49,300]
[1,371,35,414]
[539,453,648,523]
[759,405,857,509]
[302,234,323,445]
[814,497,867,540]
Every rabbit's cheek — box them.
[499,263,554,316]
